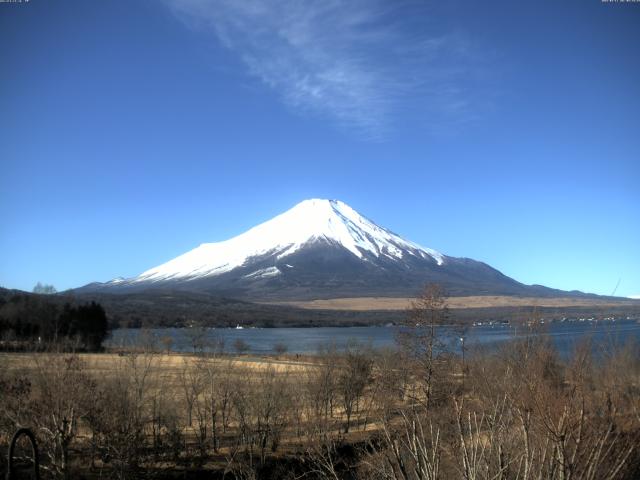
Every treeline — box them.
[74,290,401,328]
[3,286,639,331]
[72,289,640,329]
[0,291,109,351]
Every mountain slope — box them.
[78,199,588,300]
[132,199,443,283]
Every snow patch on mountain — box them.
[244,267,281,279]
[126,199,444,284]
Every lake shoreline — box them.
[107,318,640,357]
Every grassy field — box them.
[0,351,315,374]
[266,295,640,311]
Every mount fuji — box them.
[78,199,577,300]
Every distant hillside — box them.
[0,287,109,350]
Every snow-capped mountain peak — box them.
[77,199,580,301]
[130,199,444,284]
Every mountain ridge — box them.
[76,199,603,301]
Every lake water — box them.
[108,319,640,357]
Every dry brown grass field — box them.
[267,295,640,310]
[1,351,315,376]
[1,350,319,439]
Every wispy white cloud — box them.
[163,0,490,138]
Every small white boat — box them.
[235,324,244,330]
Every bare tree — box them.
[184,326,208,354]
[364,408,442,480]
[397,283,449,409]
[196,344,228,453]
[179,358,202,427]
[33,282,57,294]
[273,342,288,356]
[234,338,250,355]
[307,344,339,429]
[30,354,96,479]
[87,350,157,479]
[337,341,372,433]
[160,335,174,355]
[254,366,292,463]
[374,347,408,418]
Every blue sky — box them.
[1,0,639,297]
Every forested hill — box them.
[0,287,109,350]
